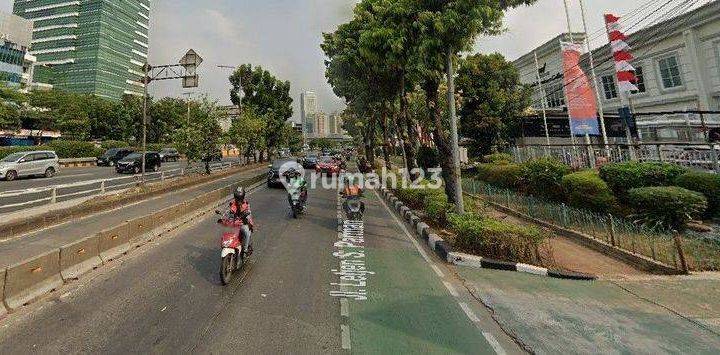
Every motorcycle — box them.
[288,189,306,219]
[341,192,365,221]
[215,210,249,285]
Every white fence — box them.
[0,161,243,214]
[512,143,720,173]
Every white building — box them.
[513,1,720,143]
[1,11,37,89]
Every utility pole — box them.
[562,0,578,147]
[446,46,464,214]
[142,63,149,181]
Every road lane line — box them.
[482,332,507,355]
[341,324,351,349]
[459,302,481,323]
[443,281,459,297]
[340,298,349,317]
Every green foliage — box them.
[483,153,513,164]
[475,163,522,189]
[457,53,532,157]
[100,140,130,150]
[172,99,223,173]
[417,146,439,172]
[561,170,616,213]
[520,157,570,200]
[309,138,338,151]
[628,186,707,231]
[46,140,99,158]
[449,213,544,263]
[0,145,40,159]
[0,102,21,130]
[227,108,267,158]
[599,162,688,195]
[674,172,720,218]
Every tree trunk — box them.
[400,74,419,178]
[424,79,459,206]
[379,105,393,170]
[364,114,377,166]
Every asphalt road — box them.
[0,158,243,214]
[0,177,520,354]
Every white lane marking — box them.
[340,298,349,317]
[377,190,505,355]
[341,324,351,350]
[430,264,445,278]
[459,302,481,323]
[482,331,507,355]
[442,281,459,297]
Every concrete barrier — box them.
[0,268,7,317]
[128,215,155,247]
[59,157,97,168]
[98,223,131,263]
[60,235,102,281]
[4,250,63,310]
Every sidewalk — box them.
[0,166,266,269]
[458,267,720,354]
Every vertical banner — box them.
[561,41,600,136]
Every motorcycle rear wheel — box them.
[220,254,235,285]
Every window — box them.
[601,75,617,100]
[658,55,682,89]
[546,83,565,108]
[631,66,646,94]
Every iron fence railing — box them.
[512,142,720,173]
[462,178,720,271]
[0,161,242,214]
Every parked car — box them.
[159,148,180,162]
[116,152,162,174]
[0,150,60,181]
[267,158,301,188]
[315,156,341,175]
[97,148,134,167]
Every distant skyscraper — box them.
[13,0,150,100]
[314,111,327,137]
[300,91,318,134]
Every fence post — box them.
[100,180,106,193]
[161,171,165,181]
[505,190,511,208]
[561,203,568,227]
[655,144,663,163]
[673,231,689,274]
[710,144,720,174]
[50,187,57,204]
[608,213,616,247]
[586,144,596,169]
[181,168,185,176]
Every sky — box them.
[1,0,703,122]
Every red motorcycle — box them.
[215,210,249,285]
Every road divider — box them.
[60,235,102,281]
[379,187,597,281]
[0,170,267,314]
[4,250,63,310]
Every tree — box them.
[227,107,267,163]
[173,98,223,174]
[229,64,293,159]
[0,103,21,130]
[457,53,531,157]
[309,137,338,151]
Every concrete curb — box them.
[0,172,267,313]
[380,188,597,281]
[59,158,97,168]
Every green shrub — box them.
[100,140,130,150]
[674,171,720,218]
[45,140,98,158]
[0,146,40,159]
[475,163,522,189]
[520,157,570,200]
[627,186,707,231]
[146,143,175,152]
[561,170,616,213]
[483,153,513,164]
[417,146,439,172]
[599,162,687,195]
[449,213,544,263]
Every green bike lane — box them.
[338,189,520,354]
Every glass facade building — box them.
[1,11,35,87]
[13,0,150,100]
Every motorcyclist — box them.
[285,168,308,209]
[341,175,365,214]
[230,187,254,257]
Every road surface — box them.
[0,175,519,354]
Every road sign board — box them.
[179,49,203,68]
[183,75,199,88]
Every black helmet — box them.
[233,187,246,202]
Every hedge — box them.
[561,170,616,213]
[100,140,130,150]
[599,162,687,195]
[0,141,99,159]
[674,171,720,218]
[627,186,707,231]
[483,153,513,165]
[520,157,570,200]
[475,163,522,189]
[449,213,544,264]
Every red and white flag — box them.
[604,13,638,92]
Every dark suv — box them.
[97,148,134,167]
[116,152,162,174]
[159,148,180,162]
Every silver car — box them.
[0,150,60,181]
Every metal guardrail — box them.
[0,161,242,214]
[512,143,720,173]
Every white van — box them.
[0,150,60,181]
